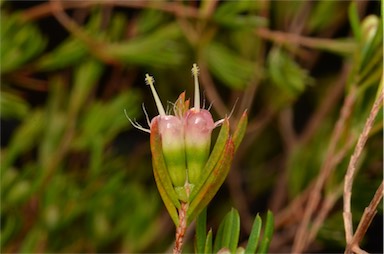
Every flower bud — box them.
[145,74,187,188]
[185,109,214,184]
[184,64,216,184]
[155,115,187,187]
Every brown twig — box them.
[292,86,357,253]
[348,181,383,254]
[254,27,355,54]
[274,183,313,229]
[299,64,349,145]
[308,184,343,245]
[49,0,119,66]
[343,90,384,253]
[22,0,200,22]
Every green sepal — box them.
[150,118,181,223]
[190,118,230,201]
[233,110,248,151]
[187,137,235,223]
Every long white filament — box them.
[145,74,166,116]
[192,64,200,112]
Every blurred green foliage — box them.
[1,1,382,253]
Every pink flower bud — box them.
[185,109,215,184]
[155,115,187,187]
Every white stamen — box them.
[207,101,214,111]
[141,103,151,127]
[124,109,151,133]
[228,98,239,119]
[192,63,200,112]
[145,74,166,116]
[214,118,225,127]
[202,91,207,109]
[213,98,239,127]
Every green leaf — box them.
[37,10,125,71]
[150,118,181,225]
[204,229,213,254]
[136,9,169,35]
[360,15,382,70]
[245,214,262,254]
[348,2,362,42]
[257,211,274,254]
[36,38,87,71]
[1,110,44,170]
[196,208,207,254]
[74,90,141,149]
[187,137,235,223]
[213,2,268,29]
[190,118,230,201]
[69,60,104,116]
[308,1,347,33]
[233,111,248,151]
[0,91,29,119]
[0,13,46,73]
[214,1,263,19]
[105,24,184,67]
[267,47,313,98]
[213,208,240,253]
[204,42,257,89]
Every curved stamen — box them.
[145,74,166,116]
[141,103,151,127]
[124,109,151,133]
[192,63,200,112]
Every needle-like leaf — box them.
[152,164,179,226]
[233,111,248,151]
[244,214,262,254]
[190,118,230,201]
[150,118,181,213]
[187,137,235,223]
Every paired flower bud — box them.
[126,64,247,225]
[130,64,218,199]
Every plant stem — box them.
[343,91,383,253]
[173,202,189,254]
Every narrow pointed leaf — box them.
[190,118,230,201]
[213,209,240,253]
[204,229,213,254]
[348,2,362,42]
[245,214,262,254]
[223,208,241,253]
[150,118,181,210]
[196,208,207,254]
[257,211,274,254]
[153,165,179,226]
[187,138,235,223]
[214,217,225,253]
[233,111,248,151]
